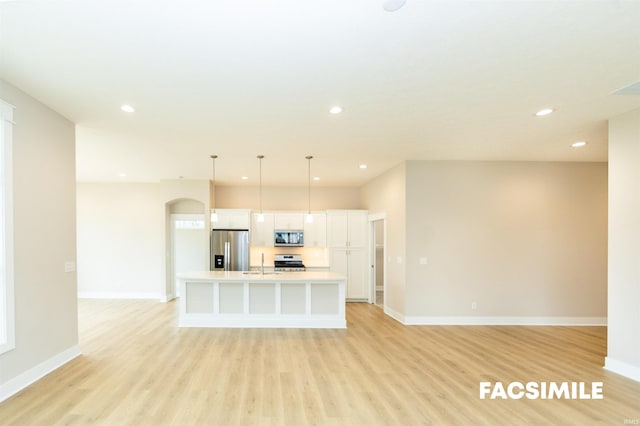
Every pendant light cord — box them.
[306,155,313,215]
[258,155,264,214]
[210,154,217,212]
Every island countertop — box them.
[177,270,346,282]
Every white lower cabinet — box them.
[178,271,347,328]
[329,247,368,301]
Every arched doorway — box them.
[165,199,207,302]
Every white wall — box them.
[76,180,209,299]
[77,183,163,298]
[606,107,640,381]
[216,185,362,210]
[173,227,207,275]
[0,80,79,398]
[404,161,608,324]
[361,160,608,325]
[360,163,407,319]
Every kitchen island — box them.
[176,271,347,328]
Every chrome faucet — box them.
[261,252,264,275]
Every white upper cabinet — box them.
[327,212,348,247]
[274,213,304,230]
[347,211,368,248]
[212,209,251,230]
[327,210,367,248]
[303,212,327,248]
[251,213,275,247]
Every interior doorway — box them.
[369,214,386,307]
[165,199,207,302]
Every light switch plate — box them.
[419,257,428,265]
[64,261,76,273]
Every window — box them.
[174,219,205,230]
[0,98,15,354]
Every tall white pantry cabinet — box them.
[327,210,369,301]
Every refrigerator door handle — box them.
[224,241,230,271]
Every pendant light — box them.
[257,155,265,222]
[210,155,218,223]
[305,155,313,223]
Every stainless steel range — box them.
[274,254,306,272]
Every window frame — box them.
[0,98,15,355]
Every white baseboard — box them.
[383,306,406,324]
[604,357,640,382]
[161,293,176,303]
[375,307,606,327]
[403,316,607,326]
[0,345,81,403]
[78,291,161,300]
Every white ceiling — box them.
[1,0,639,186]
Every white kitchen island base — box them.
[177,271,347,328]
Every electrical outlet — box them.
[471,301,477,310]
[64,261,76,273]
[419,257,427,265]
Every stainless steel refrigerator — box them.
[210,229,250,271]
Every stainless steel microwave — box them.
[274,230,304,247]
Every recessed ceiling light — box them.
[313,176,320,181]
[383,0,406,12]
[118,173,127,178]
[121,104,135,113]
[329,106,343,115]
[535,108,554,116]
[241,176,249,180]
[359,164,367,169]
[571,141,587,148]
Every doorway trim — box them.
[368,212,387,307]
[164,199,207,303]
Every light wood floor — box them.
[1,300,639,425]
